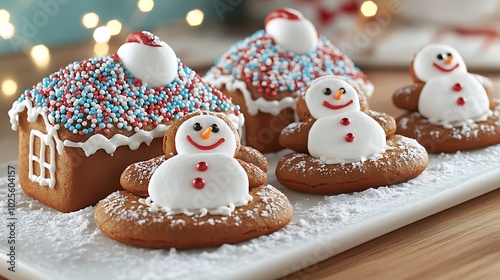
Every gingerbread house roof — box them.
[205,30,373,97]
[9,54,240,156]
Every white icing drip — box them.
[29,130,56,188]
[63,124,169,157]
[9,99,64,155]
[139,194,253,217]
[226,112,245,139]
[204,73,296,116]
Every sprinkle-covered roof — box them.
[207,30,370,96]
[17,54,239,136]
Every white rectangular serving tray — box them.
[2,145,500,280]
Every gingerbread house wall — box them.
[18,111,164,212]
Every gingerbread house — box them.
[8,31,242,212]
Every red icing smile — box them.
[187,135,225,150]
[432,63,460,73]
[322,100,354,110]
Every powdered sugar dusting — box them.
[2,144,500,279]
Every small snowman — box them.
[305,76,386,163]
[410,44,491,127]
[117,31,178,87]
[147,112,252,216]
[265,8,318,54]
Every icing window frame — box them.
[28,130,56,189]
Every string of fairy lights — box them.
[0,0,379,99]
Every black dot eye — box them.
[447,52,452,57]
[193,122,202,131]
[437,54,444,60]
[211,123,220,133]
[340,87,346,94]
[323,88,332,95]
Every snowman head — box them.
[304,76,361,119]
[264,8,318,54]
[117,31,178,87]
[174,112,239,156]
[412,44,467,83]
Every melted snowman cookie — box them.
[95,111,293,249]
[393,44,500,153]
[276,76,428,194]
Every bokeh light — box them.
[0,21,14,39]
[93,26,111,43]
[2,79,17,96]
[94,42,109,56]
[138,0,154,12]
[361,1,378,17]
[82,12,99,28]
[0,9,10,23]
[186,9,204,26]
[106,19,122,36]
[30,45,51,68]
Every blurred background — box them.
[2,0,500,162]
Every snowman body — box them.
[149,153,248,211]
[418,72,490,126]
[308,111,386,164]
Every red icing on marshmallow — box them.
[452,83,462,92]
[265,8,304,28]
[322,99,354,110]
[187,135,226,150]
[192,177,205,189]
[125,31,165,47]
[345,133,355,142]
[432,62,460,73]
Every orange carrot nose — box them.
[445,55,453,65]
[201,127,212,139]
[334,88,344,100]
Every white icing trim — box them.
[139,194,253,217]
[9,100,64,155]
[204,73,296,116]
[29,130,56,189]
[63,124,169,157]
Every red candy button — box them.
[340,117,350,126]
[196,161,208,172]
[456,97,466,106]
[192,178,205,189]
[452,83,462,92]
[345,133,355,142]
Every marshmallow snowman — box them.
[414,44,490,126]
[117,31,178,87]
[305,76,386,163]
[148,114,250,215]
[265,8,318,54]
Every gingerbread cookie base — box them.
[94,185,293,249]
[396,110,500,153]
[275,135,428,194]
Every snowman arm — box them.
[471,74,494,96]
[278,120,314,153]
[235,145,269,173]
[365,110,396,138]
[236,159,267,189]
[120,154,169,197]
[392,84,423,111]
